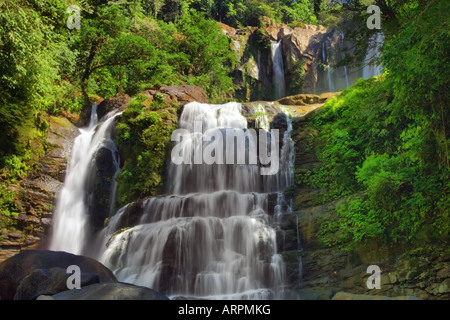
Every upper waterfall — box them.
[363,32,384,79]
[49,106,121,255]
[271,40,286,100]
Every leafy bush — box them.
[114,96,179,206]
[304,62,448,247]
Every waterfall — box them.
[97,102,295,299]
[341,34,350,88]
[272,108,301,287]
[278,106,295,187]
[326,67,335,92]
[363,33,384,79]
[49,106,121,255]
[322,41,335,92]
[271,40,286,100]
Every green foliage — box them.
[0,0,70,163]
[298,77,392,200]
[0,0,66,107]
[70,4,237,102]
[0,188,20,219]
[114,95,179,206]
[277,0,318,25]
[303,0,450,250]
[154,93,165,103]
[0,151,34,220]
[211,0,318,28]
[175,10,237,101]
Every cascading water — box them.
[49,106,121,255]
[96,102,295,299]
[341,34,350,88]
[271,40,286,100]
[363,32,384,79]
[322,42,335,92]
[319,32,384,93]
[272,107,302,287]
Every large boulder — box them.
[40,282,170,300]
[14,267,100,300]
[0,250,117,300]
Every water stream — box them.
[93,102,295,299]
[49,107,121,254]
[271,40,286,100]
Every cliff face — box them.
[0,86,209,264]
[287,105,450,300]
[221,17,371,100]
[0,117,79,263]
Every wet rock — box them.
[277,93,337,106]
[270,113,288,131]
[45,282,169,300]
[14,267,100,300]
[0,250,117,300]
[88,146,119,232]
[97,93,131,121]
[0,115,80,257]
[436,279,450,294]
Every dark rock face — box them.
[97,93,131,121]
[221,16,364,100]
[159,228,178,295]
[88,146,120,233]
[221,18,332,99]
[44,282,169,300]
[0,117,79,262]
[78,93,130,127]
[0,250,117,300]
[271,113,288,131]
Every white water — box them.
[50,106,121,254]
[341,34,350,88]
[326,66,335,92]
[363,33,384,79]
[271,40,286,100]
[318,33,383,93]
[97,102,295,299]
[322,41,335,92]
[272,108,301,286]
[278,107,295,188]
